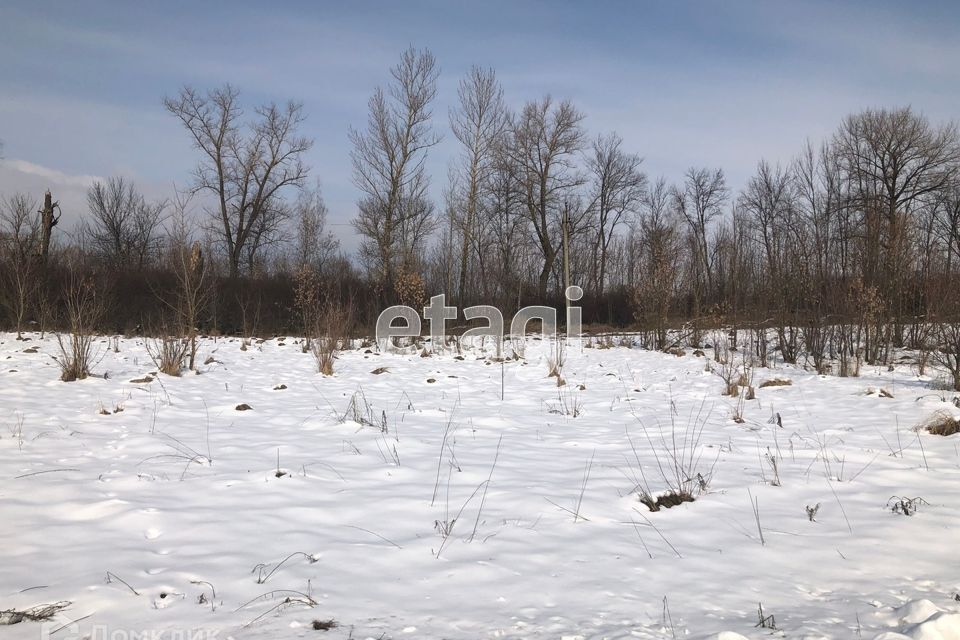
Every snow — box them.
[1,333,959,639]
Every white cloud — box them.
[0,159,99,232]
[0,159,103,189]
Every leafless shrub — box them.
[731,365,755,423]
[338,387,387,432]
[294,266,322,353]
[547,386,582,417]
[146,336,190,376]
[546,338,566,386]
[310,302,354,375]
[596,335,614,350]
[54,278,105,382]
[714,353,753,410]
[311,338,335,376]
[626,400,714,511]
[159,193,211,371]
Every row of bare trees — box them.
[2,46,960,387]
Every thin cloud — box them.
[1,159,103,189]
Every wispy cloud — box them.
[1,159,103,189]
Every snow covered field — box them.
[1,332,959,640]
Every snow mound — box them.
[894,600,943,625]
[874,602,960,640]
[904,612,960,640]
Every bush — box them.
[923,410,960,437]
[146,336,190,376]
[55,332,97,382]
[627,401,713,511]
[311,337,337,376]
[54,278,104,382]
[310,302,354,376]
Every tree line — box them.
[1,46,959,386]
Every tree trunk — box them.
[38,191,58,268]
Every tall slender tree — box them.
[350,47,441,303]
[448,65,507,304]
[585,132,646,297]
[510,96,585,298]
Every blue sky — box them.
[1,1,958,251]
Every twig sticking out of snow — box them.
[469,434,503,542]
[105,571,140,596]
[748,488,765,545]
[252,551,319,584]
[631,508,683,558]
[236,590,318,628]
[189,580,217,612]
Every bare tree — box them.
[933,179,960,275]
[350,46,441,302]
[292,182,339,273]
[448,65,507,304]
[672,167,728,304]
[793,140,844,287]
[241,194,289,275]
[509,96,586,298]
[82,176,166,269]
[585,132,646,297]
[164,85,312,278]
[738,160,797,282]
[163,190,211,371]
[738,160,803,361]
[486,130,532,308]
[632,178,681,349]
[0,194,40,337]
[833,107,960,358]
